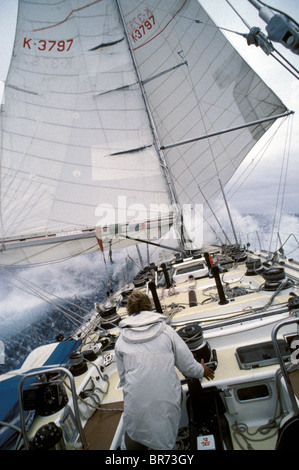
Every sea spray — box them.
[0,248,139,373]
[212,207,299,256]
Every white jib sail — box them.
[119,0,288,245]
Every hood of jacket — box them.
[118,311,168,344]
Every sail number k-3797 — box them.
[23,38,74,52]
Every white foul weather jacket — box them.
[115,310,204,450]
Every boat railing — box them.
[272,317,299,416]
[17,366,88,450]
[215,228,299,260]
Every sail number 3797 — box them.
[128,14,155,44]
[23,38,73,52]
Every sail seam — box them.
[1,165,166,192]
[32,0,104,32]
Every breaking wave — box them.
[0,248,140,374]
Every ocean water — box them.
[0,212,298,375]
[0,248,140,374]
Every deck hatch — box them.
[236,340,290,369]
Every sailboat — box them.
[0,0,299,451]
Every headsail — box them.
[0,0,289,265]
[118,0,288,234]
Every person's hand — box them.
[201,359,215,381]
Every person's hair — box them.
[127,291,152,315]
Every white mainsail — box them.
[0,0,288,265]
[0,0,173,265]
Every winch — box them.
[94,302,121,329]
[69,351,88,377]
[262,267,292,291]
[32,422,65,450]
[177,324,217,369]
[245,257,264,276]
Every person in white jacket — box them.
[115,290,214,450]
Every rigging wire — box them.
[163,6,297,243]
[182,5,299,80]
[268,113,294,253]
[225,117,287,201]
[203,112,295,255]
[275,117,294,238]
[169,25,230,242]
[223,114,295,255]
[226,0,252,29]
[225,0,299,79]
[0,266,92,328]
[269,47,299,80]
[153,6,295,246]
[0,242,100,269]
